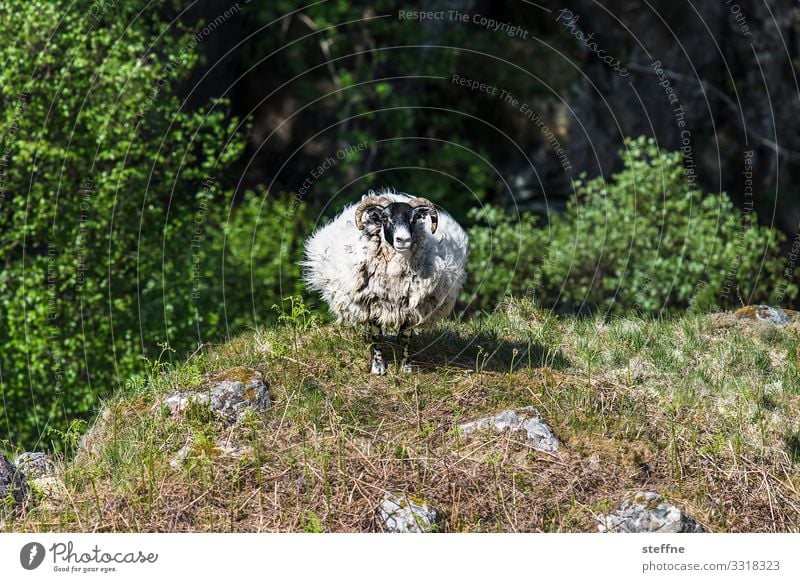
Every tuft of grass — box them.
[4,297,800,532]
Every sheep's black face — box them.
[364,202,431,252]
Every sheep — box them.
[303,188,469,374]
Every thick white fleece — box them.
[303,192,469,329]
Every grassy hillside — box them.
[4,300,800,532]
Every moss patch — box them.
[208,366,262,384]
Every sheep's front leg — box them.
[399,324,413,374]
[369,322,386,375]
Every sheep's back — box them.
[407,210,469,327]
[302,204,373,323]
[303,196,469,328]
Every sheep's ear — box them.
[409,198,438,233]
[366,207,384,224]
[412,206,434,230]
[412,206,431,220]
[358,206,385,235]
[355,195,391,231]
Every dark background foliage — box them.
[1,0,798,449]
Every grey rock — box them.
[170,439,253,469]
[161,367,270,422]
[458,406,559,452]
[735,305,799,327]
[29,476,67,512]
[162,391,210,415]
[13,452,56,479]
[378,492,439,533]
[0,453,28,517]
[170,444,193,469]
[598,491,705,533]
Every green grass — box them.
[3,298,800,532]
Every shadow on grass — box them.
[785,432,800,464]
[381,329,571,373]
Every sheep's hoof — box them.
[401,361,413,374]
[370,360,387,375]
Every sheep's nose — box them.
[394,234,410,245]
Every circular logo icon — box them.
[20,542,46,570]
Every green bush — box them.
[0,1,230,448]
[461,205,548,313]
[465,137,797,314]
[192,190,312,335]
[0,1,313,449]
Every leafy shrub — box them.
[0,2,313,449]
[462,205,548,313]
[191,190,312,336]
[0,1,233,447]
[465,137,797,314]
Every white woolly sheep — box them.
[303,189,469,374]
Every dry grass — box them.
[4,299,800,532]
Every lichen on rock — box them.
[598,491,704,533]
[160,367,270,423]
[732,305,799,327]
[377,492,439,533]
[170,438,253,469]
[458,406,559,452]
[0,453,28,520]
[14,452,56,479]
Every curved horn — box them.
[409,197,439,234]
[354,195,391,230]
